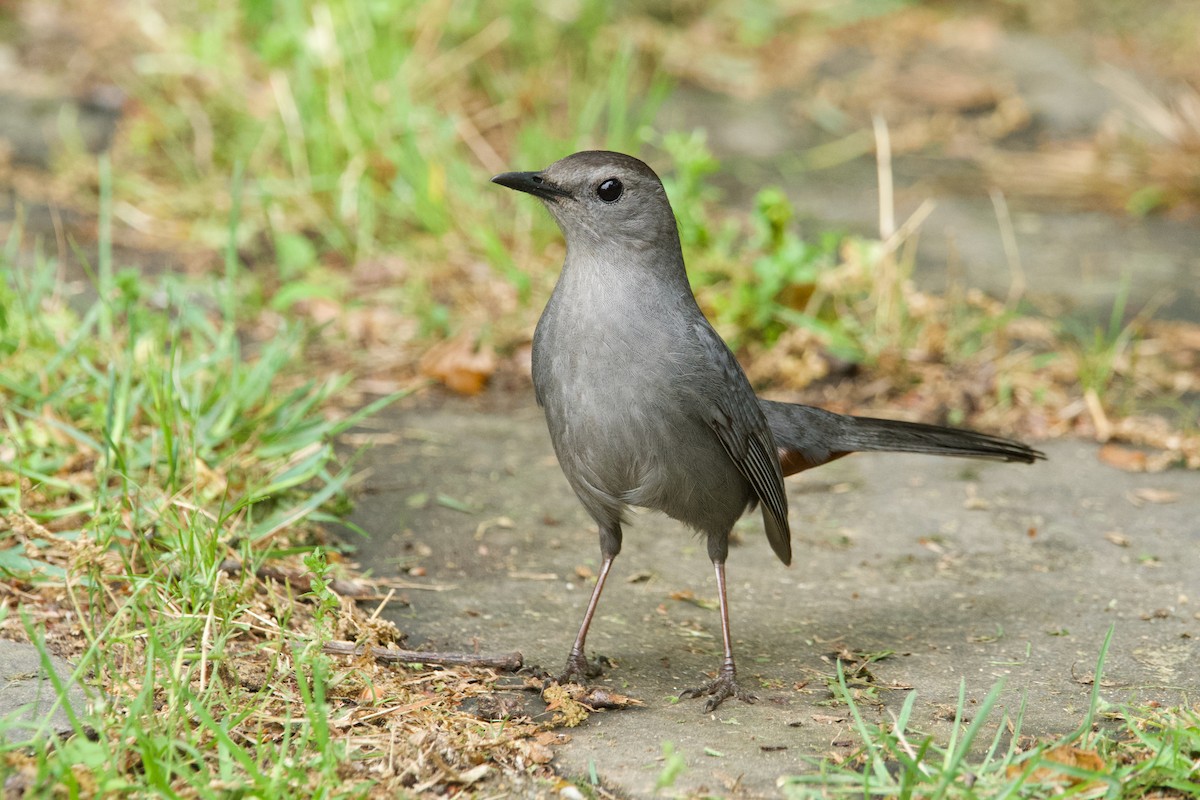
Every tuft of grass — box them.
[1060,277,1146,403]
[780,627,1200,799]
[0,182,423,793]
[1062,278,1132,392]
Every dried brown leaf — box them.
[418,336,496,395]
[1099,443,1149,472]
[1008,745,1107,788]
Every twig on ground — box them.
[322,640,524,671]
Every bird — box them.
[492,150,1043,711]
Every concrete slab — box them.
[340,397,1199,798]
[0,640,89,741]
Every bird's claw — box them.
[554,648,603,686]
[680,670,757,712]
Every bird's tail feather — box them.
[758,399,1044,476]
[840,415,1044,463]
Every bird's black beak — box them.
[491,170,572,201]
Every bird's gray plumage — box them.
[492,150,1043,711]
[517,151,790,566]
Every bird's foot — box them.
[554,648,603,686]
[680,668,757,712]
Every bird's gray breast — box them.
[532,276,750,530]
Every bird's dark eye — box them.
[596,178,623,203]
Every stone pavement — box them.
[0,641,88,742]
[343,397,1198,798]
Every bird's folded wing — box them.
[694,324,792,564]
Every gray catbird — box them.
[493,150,1043,710]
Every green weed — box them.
[0,183,401,793]
[780,627,1200,799]
[1060,276,1143,403]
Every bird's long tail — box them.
[759,399,1045,477]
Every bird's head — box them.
[492,151,680,252]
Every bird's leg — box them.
[556,522,622,684]
[558,553,613,683]
[680,559,757,711]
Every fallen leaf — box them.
[1104,531,1130,547]
[1099,443,1147,471]
[1008,745,1107,789]
[418,336,496,395]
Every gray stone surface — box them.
[0,640,89,741]
[342,398,1199,798]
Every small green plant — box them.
[660,129,726,250]
[659,135,852,355]
[717,187,844,350]
[1060,276,1143,401]
[655,740,688,793]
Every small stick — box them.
[322,640,524,671]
